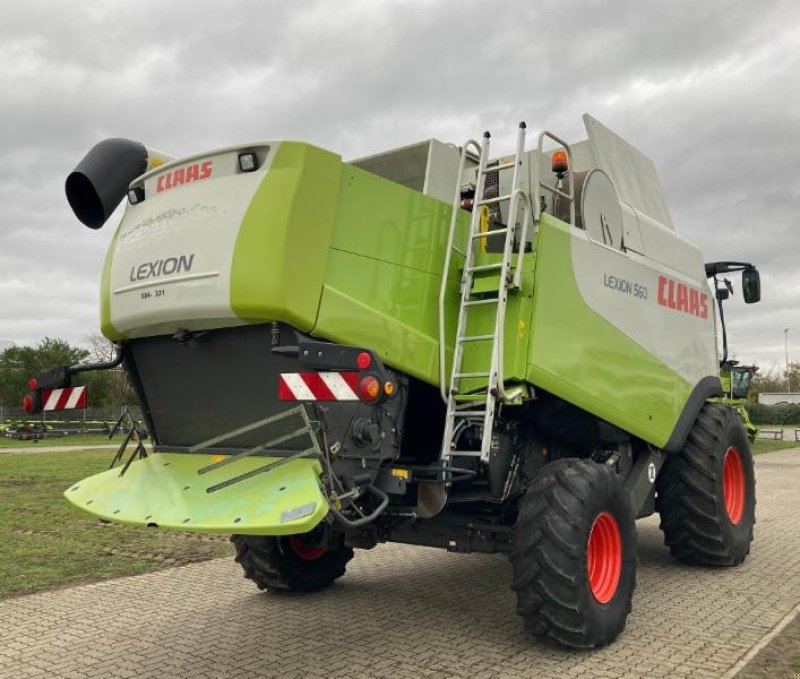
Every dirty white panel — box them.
[583,114,674,230]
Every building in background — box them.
[758,392,800,405]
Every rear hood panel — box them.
[106,144,279,338]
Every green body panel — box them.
[717,367,759,442]
[230,143,342,332]
[313,166,470,383]
[99,217,125,340]
[459,249,535,391]
[525,215,692,448]
[64,453,328,535]
[736,404,759,443]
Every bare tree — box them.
[83,333,135,406]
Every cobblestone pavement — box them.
[2,449,799,679]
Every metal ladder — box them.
[439,122,532,464]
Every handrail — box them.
[439,139,481,403]
[535,130,575,226]
[495,187,531,402]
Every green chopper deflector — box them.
[67,453,329,536]
[31,113,761,649]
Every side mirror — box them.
[742,268,761,304]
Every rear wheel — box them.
[231,531,354,593]
[656,403,755,566]
[511,458,637,648]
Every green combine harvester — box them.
[25,114,762,648]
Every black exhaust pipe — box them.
[65,138,148,229]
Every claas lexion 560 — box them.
[26,115,762,647]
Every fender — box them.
[662,375,723,452]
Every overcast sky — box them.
[0,0,798,370]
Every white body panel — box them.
[109,144,279,338]
[571,228,717,385]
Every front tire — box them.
[231,532,354,593]
[656,403,756,566]
[511,458,637,648]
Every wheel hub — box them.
[587,511,622,604]
[723,446,745,524]
[288,535,326,561]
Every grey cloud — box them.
[0,0,798,368]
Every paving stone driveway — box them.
[2,449,799,679]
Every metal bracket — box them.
[623,444,665,516]
[191,406,323,494]
[108,407,149,477]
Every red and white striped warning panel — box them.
[279,372,359,401]
[42,386,88,411]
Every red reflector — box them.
[22,394,34,413]
[357,352,372,369]
[28,378,37,390]
[358,375,381,402]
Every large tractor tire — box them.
[231,532,354,593]
[656,403,755,566]
[511,458,637,648]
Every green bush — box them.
[746,403,800,426]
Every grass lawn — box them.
[751,438,798,454]
[0,449,233,599]
[0,433,118,449]
[0,435,795,600]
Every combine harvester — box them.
[26,114,762,647]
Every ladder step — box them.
[458,335,493,343]
[454,372,491,378]
[454,400,486,409]
[445,449,482,457]
[482,162,515,174]
[477,194,512,207]
[471,228,507,239]
[463,298,498,307]
[451,410,487,417]
[467,263,503,273]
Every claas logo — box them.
[657,275,709,319]
[156,160,213,193]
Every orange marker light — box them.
[551,150,569,175]
[384,381,395,396]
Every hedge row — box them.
[745,403,800,426]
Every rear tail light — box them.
[356,352,372,369]
[358,375,381,402]
[22,390,42,414]
[28,378,38,390]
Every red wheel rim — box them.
[288,535,325,561]
[587,512,622,604]
[723,446,745,524]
